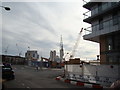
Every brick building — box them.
[1,55,26,65]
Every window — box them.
[112,2,117,6]
[37,55,39,59]
[33,54,35,57]
[28,53,30,56]
[99,18,103,30]
[98,2,102,12]
[107,36,114,51]
[113,12,119,25]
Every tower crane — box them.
[69,28,83,59]
[16,43,22,56]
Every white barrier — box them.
[65,64,120,87]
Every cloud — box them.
[1,1,99,59]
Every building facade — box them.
[83,2,120,64]
[50,50,56,61]
[25,50,39,61]
[1,55,26,65]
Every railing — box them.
[84,26,92,35]
[83,10,91,19]
[83,0,91,5]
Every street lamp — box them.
[0,6,10,11]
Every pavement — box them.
[55,76,107,88]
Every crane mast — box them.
[4,45,9,54]
[70,28,83,59]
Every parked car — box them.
[2,63,15,80]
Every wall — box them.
[100,36,107,64]
[65,64,120,87]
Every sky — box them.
[1,0,100,61]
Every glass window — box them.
[98,3,102,12]
[99,18,103,30]
[108,44,111,50]
[111,2,117,6]
[33,54,35,57]
[113,12,118,25]
[107,36,114,50]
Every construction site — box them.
[57,1,120,88]
[1,1,120,88]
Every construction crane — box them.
[41,57,50,61]
[69,28,83,59]
[16,43,22,56]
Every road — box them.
[3,65,83,89]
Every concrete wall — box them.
[65,64,82,75]
[65,64,120,87]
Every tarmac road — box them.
[3,65,83,89]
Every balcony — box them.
[83,0,91,5]
[83,2,120,24]
[83,16,120,43]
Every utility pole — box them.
[40,51,43,70]
[16,43,22,56]
[4,45,9,55]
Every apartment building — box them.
[83,2,120,64]
[25,50,39,61]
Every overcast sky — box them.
[1,0,99,60]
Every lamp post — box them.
[0,6,10,11]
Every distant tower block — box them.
[50,50,56,62]
[60,35,64,62]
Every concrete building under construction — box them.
[83,1,120,64]
[62,1,120,88]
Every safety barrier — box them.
[56,76,104,88]
[66,73,118,87]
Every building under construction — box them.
[83,1,120,64]
[63,1,120,88]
